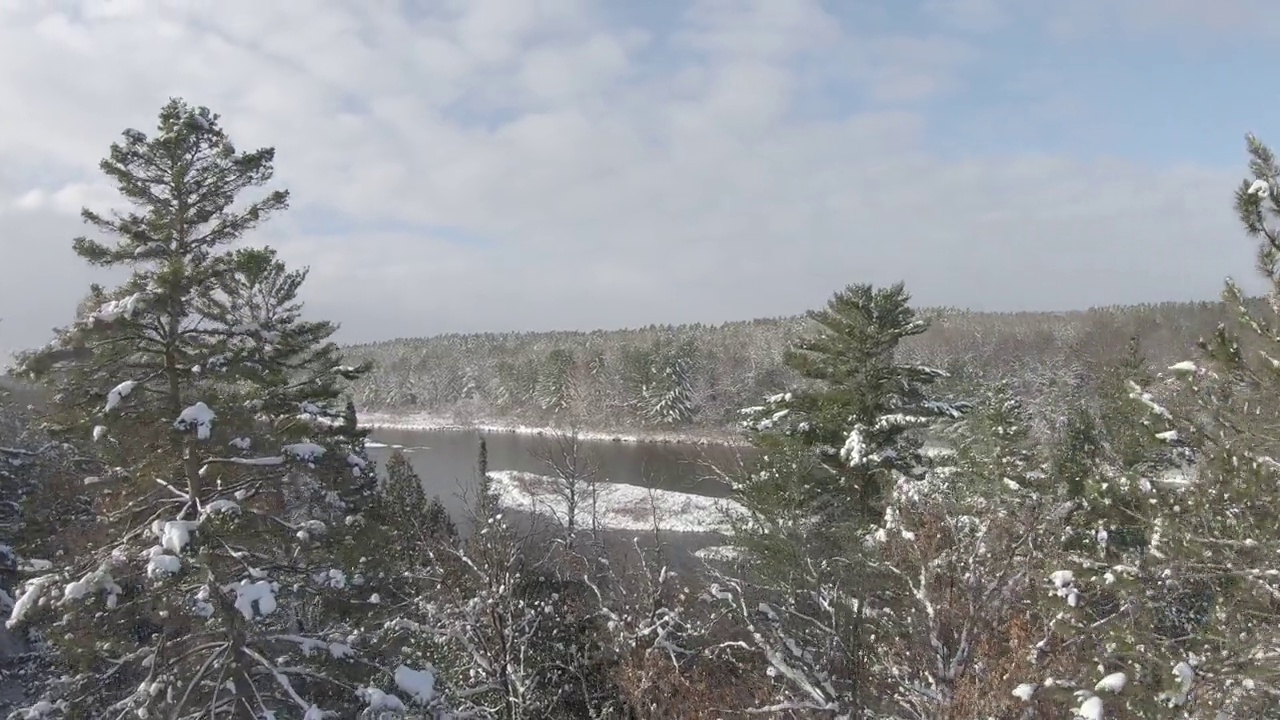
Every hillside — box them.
[341,298,1231,438]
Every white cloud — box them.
[0,0,1260,361]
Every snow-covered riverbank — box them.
[487,470,748,534]
[358,411,747,447]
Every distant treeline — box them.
[341,299,1235,437]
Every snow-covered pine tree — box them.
[534,348,574,415]
[618,342,658,419]
[370,449,456,556]
[859,386,1050,718]
[740,281,968,524]
[712,282,970,716]
[1048,403,1103,499]
[1,99,434,718]
[645,339,697,425]
[350,449,473,717]
[948,379,1042,493]
[1012,134,1280,718]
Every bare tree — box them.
[529,426,603,547]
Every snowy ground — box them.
[487,470,748,535]
[358,412,746,447]
[364,440,430,452]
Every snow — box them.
[1075,694,1103,720]
[62,566,121,607]
[224,579,278,620]
[393,664,437,704]
[92,425,107,442]
[695,545,747,562]
[174,401,216,440]
[153,519,201,554]
[206,455,285,468]
[283,443,326,462]
[89,293,146,324]
[104,380,138,412]
[5,574,59,629]
[1049,569,1080,607]
[299,401,327,416]
[229,436,252,450]
[347,453,367,477]
[20,700,57,718]
[1012,683,1036,701]
[356,687,406,712]
[145,547,181,578]
[1094,671,1126,693]
[317,569,347,589]
[487,470,747,534]
[1164,661,1195,706]
[1168,360,1199,374]
[1249,178,1271,197]
[201,499,240,517]
[840,426,867,467]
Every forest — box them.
[344,299,1233,441]
[2,99,1279,720]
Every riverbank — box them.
[487,470,747,534]
[358,410,748,447]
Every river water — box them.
[366,428,750,522]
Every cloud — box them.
[0,0,1262,361]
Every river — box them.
[365,427,750,524]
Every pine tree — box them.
[740,282,968,524]
[951,380,1040,493]
[1,99,424,718]
[371,450,456,552]
[535,348,574,415]
[1015,134,1280,718]
[646,339,697,425]
[714,283,969,716]
[1049,404,1102,499]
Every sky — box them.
[0,0,1275,359]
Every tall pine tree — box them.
[1,100,428,718]
[740,282,968,524]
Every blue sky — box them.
[0,0,1273,355]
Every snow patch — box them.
[104,380,138,412]
[1095,671,1126,693]
[174,401,216,440]
[224,579,278,620]
[145,547,181,578]
[153,519,201,554]
[394,664,437,705]
[488,470,746,534]
[283,443,326,462]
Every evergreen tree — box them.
[1,99,426,718]
[371,450,456,551]
[716,282,969,716]
[740,282,968,524]
[646,338,697,425]
[535,348,575,414]
[1015,134,1280,718]
[951,380,1040,493]
[1049,404,1103,499]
